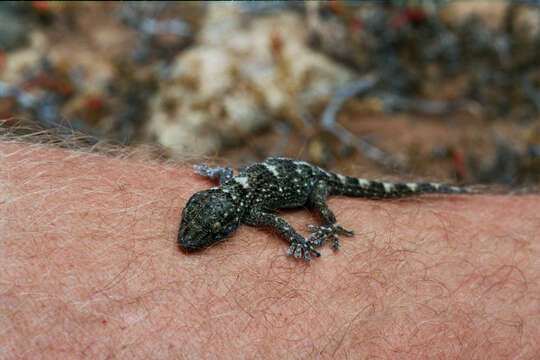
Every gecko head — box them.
[178,189,242,252]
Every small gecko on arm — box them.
[178,157,472,261]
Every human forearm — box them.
[1,141,539,359]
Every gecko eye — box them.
[212,222,222,233]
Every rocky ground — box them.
[1,2,539,190]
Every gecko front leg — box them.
[308,180,354,250]
[194,164,234,184]
[243,208,320,261]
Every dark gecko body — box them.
[178,157,471,261]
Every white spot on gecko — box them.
[358,178,370,188]
[383,183,395,192]
[294,161,311,167]
[337,174,347,184]
[235,176,250,189]
[407,183,419,192]
[263,163,279,177]
[321,169,332,176]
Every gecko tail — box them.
[377,181,474,198]
[333,175,475,198]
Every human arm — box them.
[1,141,539,359]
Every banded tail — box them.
[331,173,473,199]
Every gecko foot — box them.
[286,239,321,261]
[194,164,233,183]
[308,224,354,250]
[194,163,211,176]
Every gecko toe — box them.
[293,245,303,259]
[308,223,354,249]
[287,239,321,261]
[286,244,295,256]
[332,237,340,250]
[336,225,354,236]
[194,164,209,175]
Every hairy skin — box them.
[1,141,539,359]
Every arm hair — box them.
[1,140,539,359]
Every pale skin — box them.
[1,141,539,359]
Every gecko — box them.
[178,157,472,261]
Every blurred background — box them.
[1,1,539,189]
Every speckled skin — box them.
[178,157,471,261]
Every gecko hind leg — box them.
[308,180,355,250]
